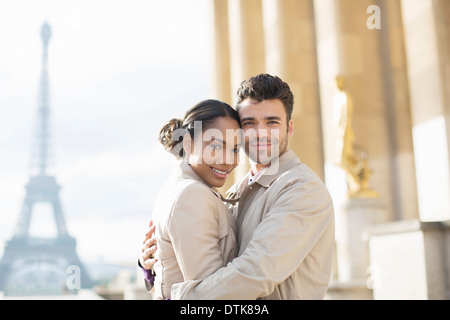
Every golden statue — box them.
[333,75,378,198]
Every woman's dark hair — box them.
[159,99,240,159]
[236,73,294,122]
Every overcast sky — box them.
[0,0,213,264]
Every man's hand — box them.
[139,220,157,270]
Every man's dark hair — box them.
[236,74,294,121]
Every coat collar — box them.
[255,150,301,188]
[176,161,223,199]
[226,150,301,200]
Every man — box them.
[140,74,335,299]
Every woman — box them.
[142,99,242,299]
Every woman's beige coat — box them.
[152,161,237,299]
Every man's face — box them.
[238,98,293,166]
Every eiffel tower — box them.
[0,22,91,296]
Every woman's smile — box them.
[210,166,233,179]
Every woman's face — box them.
[186,116,242,188]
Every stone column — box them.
[228,0,266,94]
[227,0,266,181]
[314,0,394,285]
[262,0,324,179]
[315,0,395,217]
[211,0,232,106]
[378,0,419,221]
[401,0,450,222]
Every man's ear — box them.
[288,119,294,138]
[182,133,192,156]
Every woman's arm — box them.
[168,184,229,281]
